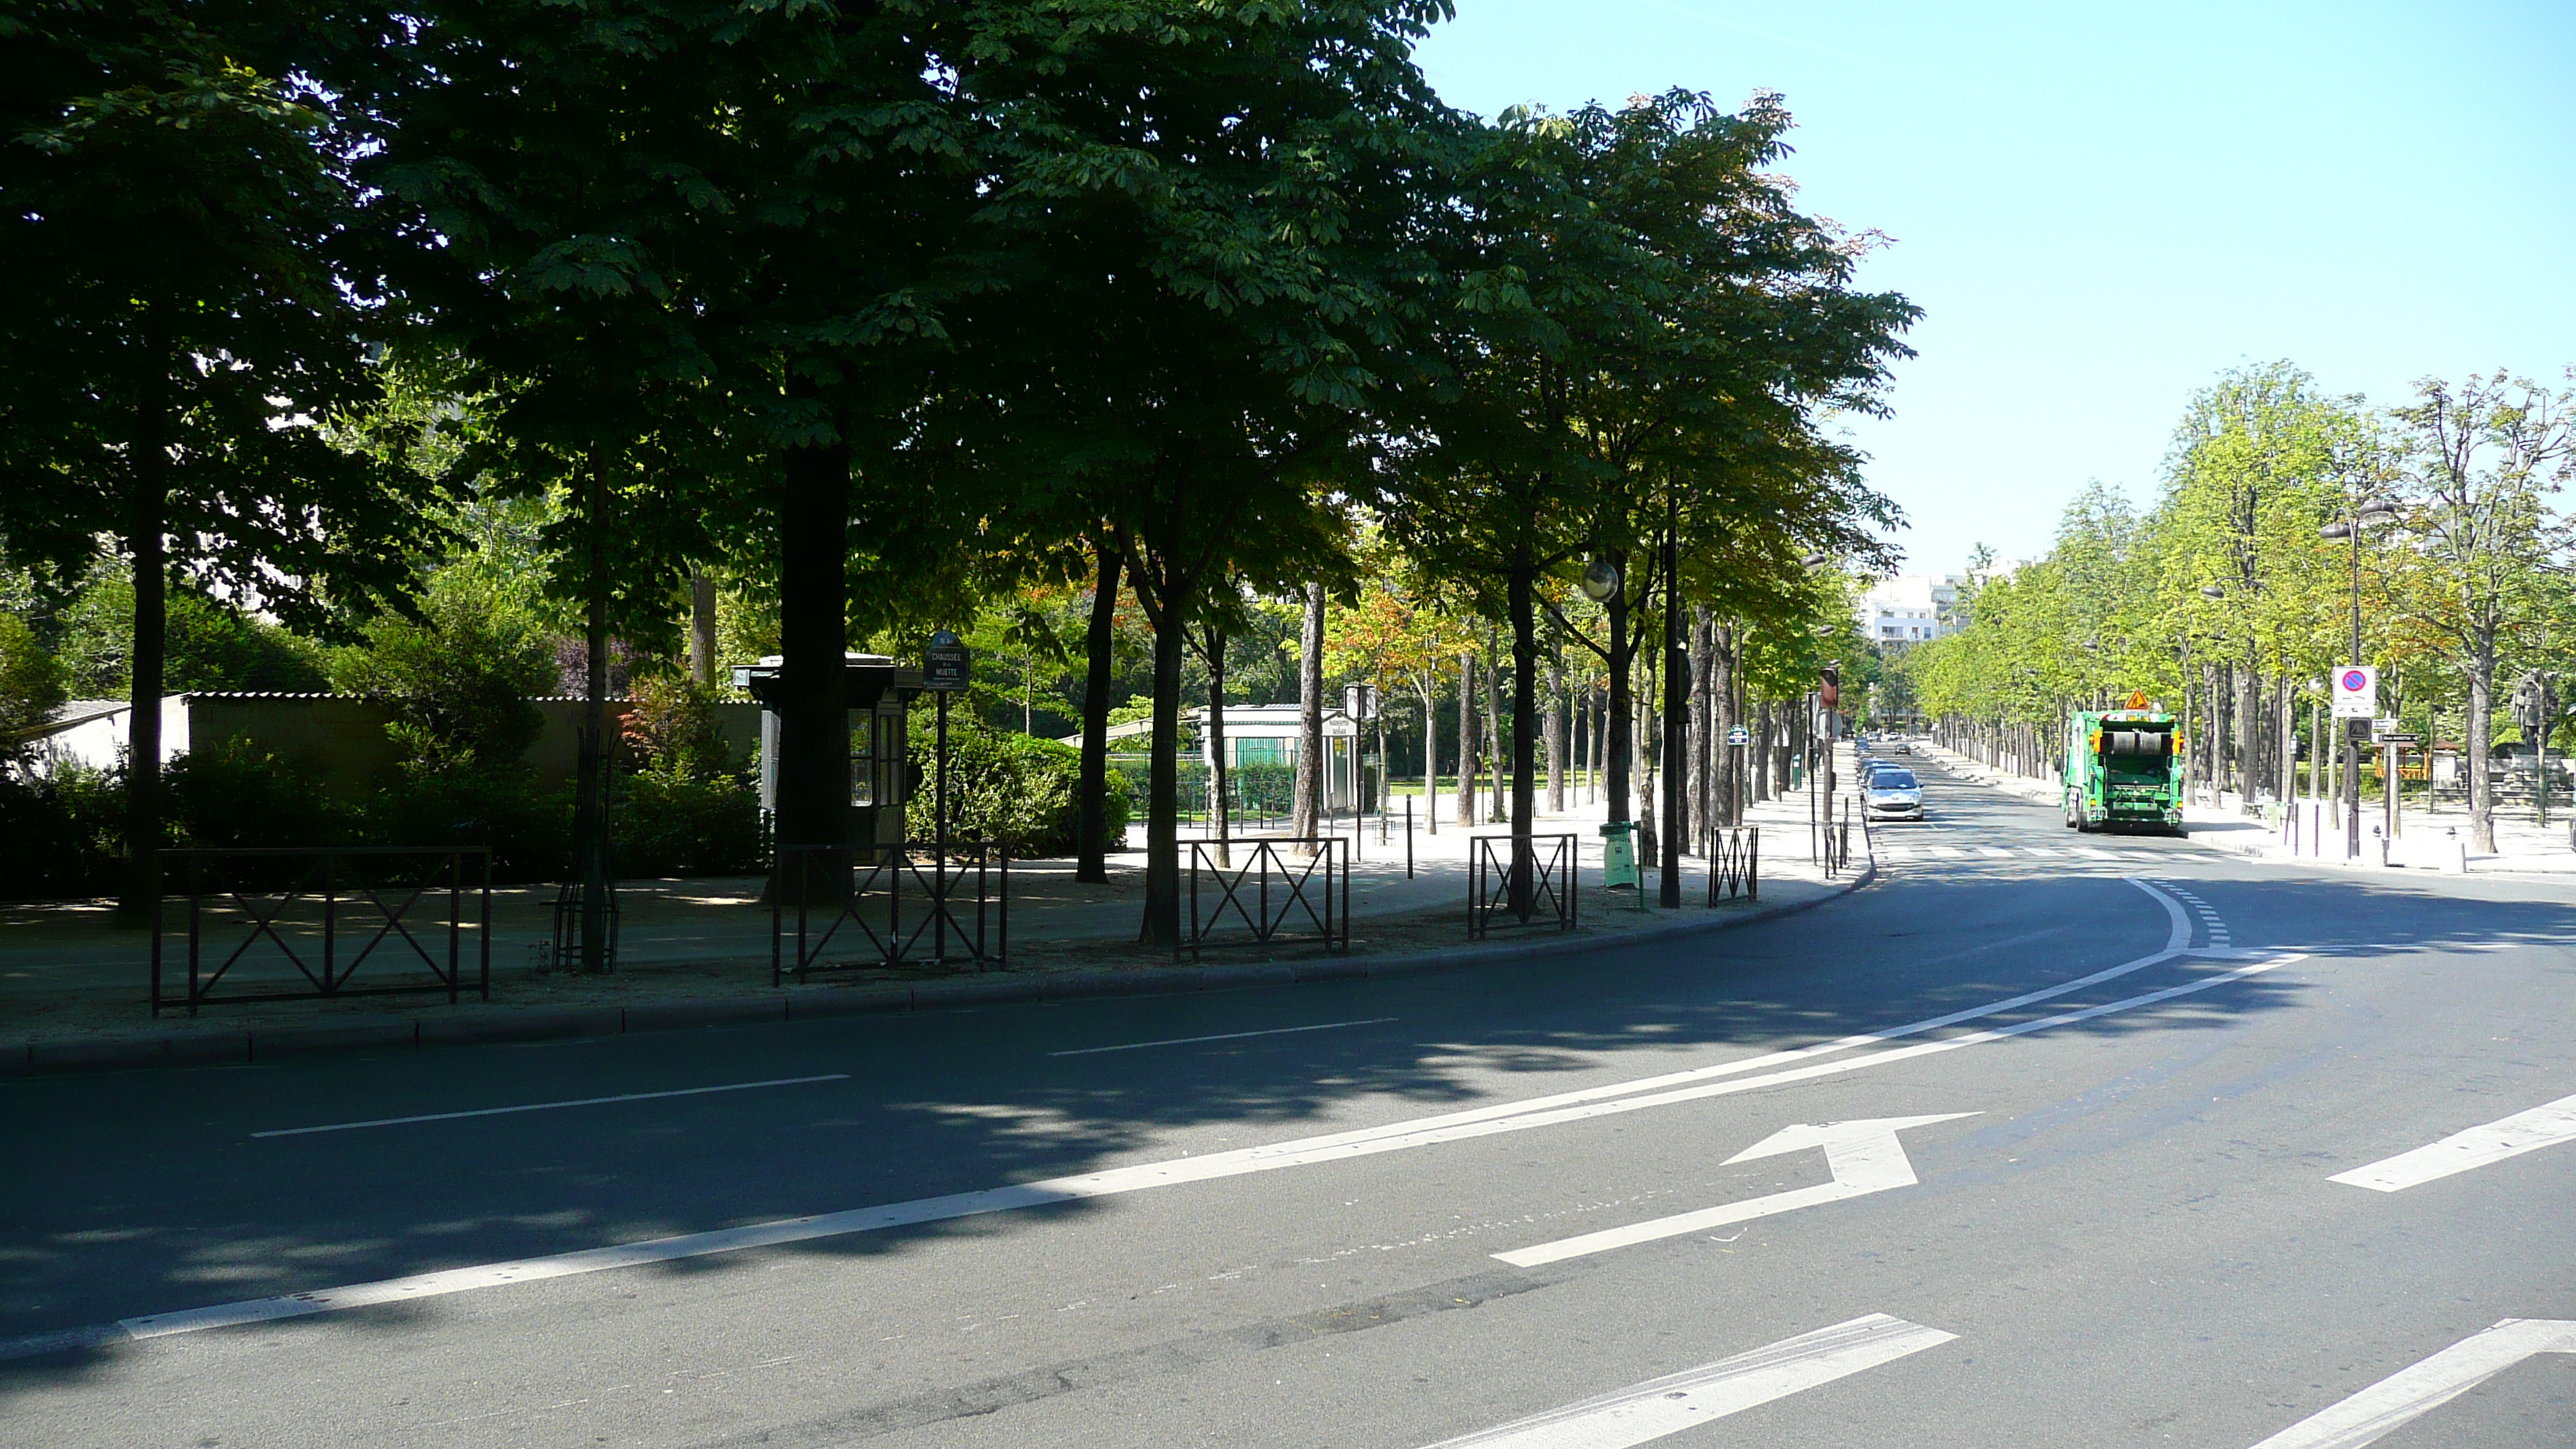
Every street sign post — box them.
[2331,665,2377,720]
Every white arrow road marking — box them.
[2245,1319,2576,1448]
[2328,1091,2576,1192]
[1491,1115,1975,1267]
[5,883,2234,1355]
[1416,1313,1955,1449]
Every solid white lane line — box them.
[1417,1314,1956,1449]
[20,883,2218,1349]
[249,1076,852,1138]
[2245,1318,2576,1449]
[2328,1091,2576,1192]
[1049,1017,1398,1057]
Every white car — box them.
[1863,768,1923,820]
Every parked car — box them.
[1864,768,1924,820]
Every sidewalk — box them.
[0,780,1869,1070]
[1920,740,2576,875]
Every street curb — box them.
[2,868,1873,1079]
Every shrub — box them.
[0,762,122,899]
[909,714,1129,857]
[622,673,731,776]
[163,738,348,849]
[361,764,571,882]
[330,577,556,771]
[613,764,763,876]
[0,612,67,749]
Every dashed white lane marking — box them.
[250,1076,852,1138]
[2245,1318,2576,1448]
[7,882,2243,1355]
[2329,1091,2576,1192]
[1049,1018,1399,1057]
[1418,1314,1957,1449]
[1975,846,2016,858]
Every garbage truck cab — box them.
[2064,697,2184,834]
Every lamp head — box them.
[1578,557,1620,602]
[2357,497,2400,526]
[2318,519,2352,541]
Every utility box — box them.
[731,653,921,851]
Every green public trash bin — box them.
[1599,819,1640,892]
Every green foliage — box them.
[0,763,124,899]
[0,611,67,749]
[612,765,763,877]
[162,738,348,849]
[622,673,730,776]
[909,711,1129,857]
[51,570,330,696]
[330,574,557,770]
[359,765,571,881]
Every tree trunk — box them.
[688,571,718,687]
[2469,632,2497,851]
[576,457,614,972]
[1713,622,1738,827]
[118,385,170,922]
[1417,678,1439,835]
[1545,622,1567,814]
[1636,625,1658,868]
[1293,582,1324,839]
[1140,608,1187,944]
[1604,547,1635,825]
[1076,538,1123,882]
[1689,607,1711,854]
[1485,629,1506,824]
[1204,625,1230,862]
[773,387,851,872]
[1659,518,1686,905]
[1455,649,1476,827]
[1508,569,1538,914]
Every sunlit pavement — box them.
[5,754,2573,1448]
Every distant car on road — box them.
[1863,767,1924,820]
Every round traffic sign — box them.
[2340,669,2369,692]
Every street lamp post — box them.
[2321,495,2398,859]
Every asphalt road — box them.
[5,755,2574,1448]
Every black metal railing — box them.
[1707,827,1760,903]
[772,841,1009,985]
[1187,838,1348,959]
[1469,833,1577,938]
[152,847,492,1017]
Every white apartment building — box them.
[1858,574,1962,645]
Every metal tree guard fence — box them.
[1468,833,1577,938]
[1707,827,1760,903]
[152,846,493,1017]
[1187,838,1348,960]
[1821,799,1857,876]
[549,877,621,971]
[772,841,1009,985]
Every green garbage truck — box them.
[2063,702,2184,834]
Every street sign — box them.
[1727,725,1751,747]
[921,629,971,692]
[2331,664,2377,719]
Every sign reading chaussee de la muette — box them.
[923,630,971,691]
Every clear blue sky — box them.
[1413,0,2576,577]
